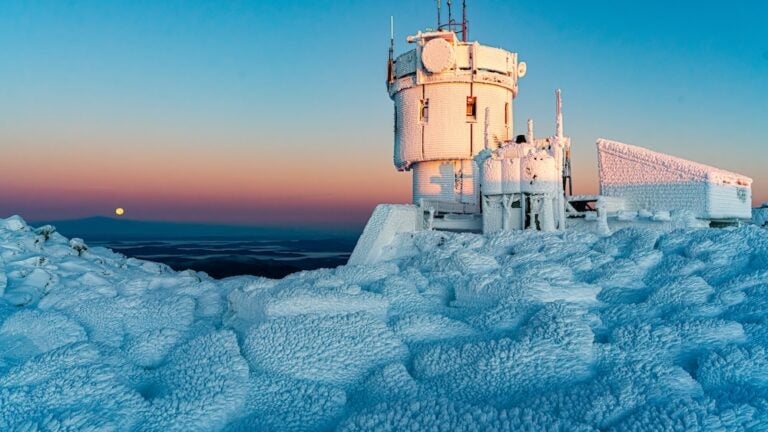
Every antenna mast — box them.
[556,89,573,196]
[462,0,468,42]
[387,16,395,85]
[436,0,468,41]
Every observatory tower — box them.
[387,5,527,210]
[349,3,754,266]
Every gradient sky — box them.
[1,0,766,227]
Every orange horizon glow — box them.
[3,131,765,226]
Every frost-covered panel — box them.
[475,45,515,74]
[597,138,752,219]
[394,87,423,169]
[454,44,471,69]
[601,183,708,215]
[394,49,417,78]
[423,83,472,159]
[707,183,752,219]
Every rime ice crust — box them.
[597,138,753,220]
[2,216,768,430]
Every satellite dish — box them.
[517,61,527,78]
[421,38,456,73]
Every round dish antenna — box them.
[517,61,527,78]
[422,37,456,73]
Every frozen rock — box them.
[1,215,28,232]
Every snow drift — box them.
[2,215,768,430]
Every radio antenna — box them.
[390,15,394,45]
[387,16,395,84]
[461,0,468,41]
[437,0,467,40]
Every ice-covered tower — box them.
[387,21,526,209]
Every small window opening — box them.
[504,102,510,126]
[420,98,429,122]
[466,96,477,120]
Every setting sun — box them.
[115,207,125,216]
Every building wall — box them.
[394,82,512,170]
[413,160,477,204]
[423,83,474,160]
[597,139,752,219]
[472,83,512,150]
[707,183,752,219]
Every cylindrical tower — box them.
[388,30,526,207]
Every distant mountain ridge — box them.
[29,216,361,241]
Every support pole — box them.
[556,89,563,140]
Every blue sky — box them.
[1,0,766,224]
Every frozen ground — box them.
[2,215,768,431]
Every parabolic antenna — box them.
[421,37,455,73]
[517,61,527,78]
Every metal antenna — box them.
[437,0,466,40]
[462,0,468,41]
[390,15,394,45]
[387,16,395,84]
[556,89,573,196]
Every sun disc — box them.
[115,207,125,216]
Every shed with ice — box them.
[597,139,753,221]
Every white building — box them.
[348,13,755,266]
[388,29,526,228]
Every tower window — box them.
[394,106,398,133]
[420,98,429,122]
[504,102,510,126]
[466,96,477,120]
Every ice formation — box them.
[3,214,768,430]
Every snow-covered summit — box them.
[2,215,768,430]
